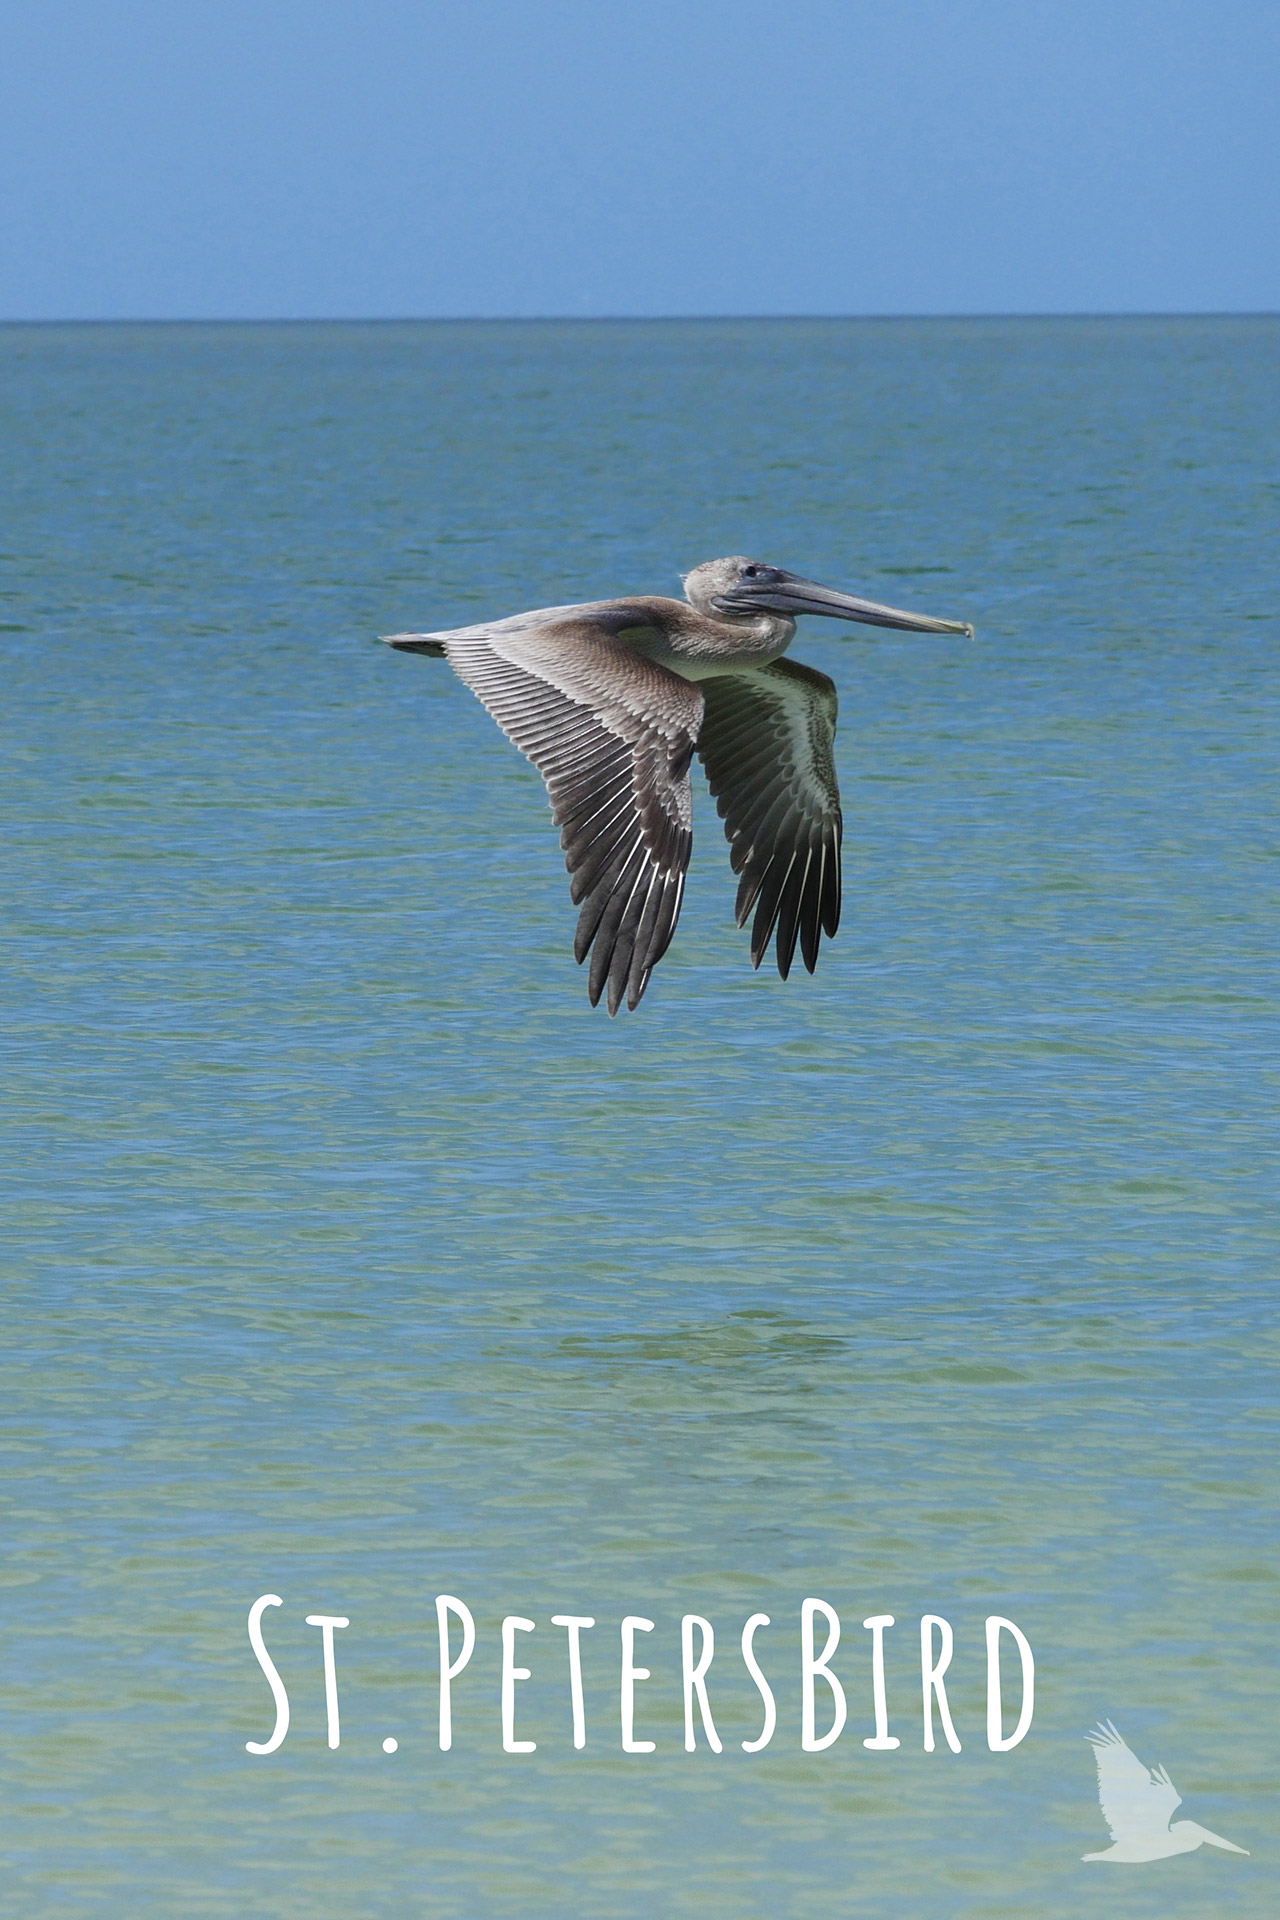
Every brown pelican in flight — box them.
[1083,1721,1249,1862]
[385,558,972,1013]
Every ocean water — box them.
[2,317,1277,1917]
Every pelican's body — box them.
[385,557,972,1013]
[1083,1722,1249,1863]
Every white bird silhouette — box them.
[1083,1721,1249,1863]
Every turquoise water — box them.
[2,318,1277,1916]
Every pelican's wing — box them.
[695,659,842,978]
[1086,1722,1180,1842]
[388,613,704,1014]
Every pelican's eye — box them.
[740,564,780,584]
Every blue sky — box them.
[2,0,1277,318]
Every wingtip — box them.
[382,632,447,655]
[626,967,653,1012]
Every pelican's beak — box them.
[718,571,974,637]
[1192,1826,1250,1854]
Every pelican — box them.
[384,558,972,1013]
[1083,1722,1249,1863]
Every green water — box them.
[2,318,1277,1916]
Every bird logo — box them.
[1083,1721,1249,1863]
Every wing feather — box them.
[696,660,843,976]
[1087,1722,1181,1843]
[394,614,704,1012]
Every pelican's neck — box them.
[675,605,796,666]
[736,611,796,652]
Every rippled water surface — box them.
[3,319,1278,1916]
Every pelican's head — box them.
[682,556,973,636]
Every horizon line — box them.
[2,309,1278,328]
